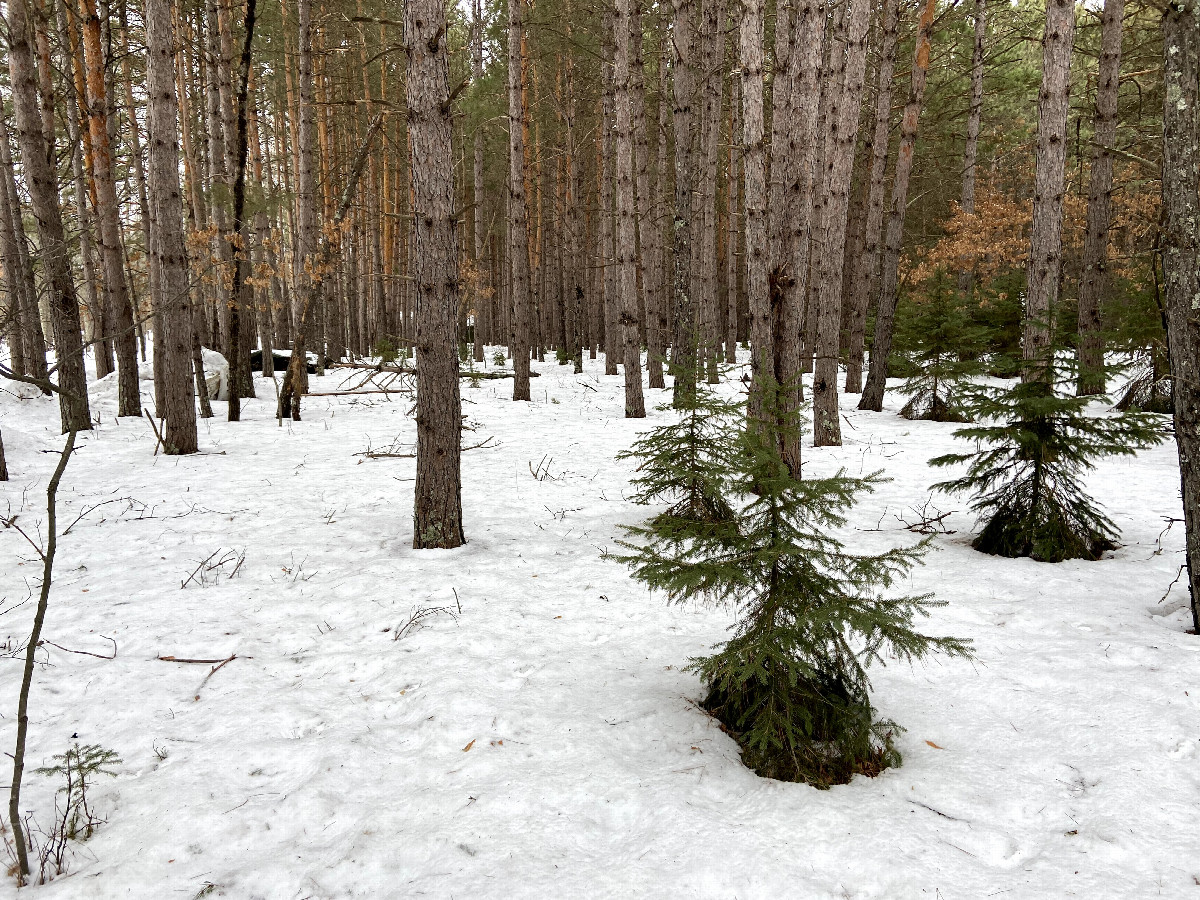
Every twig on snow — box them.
[40,636,117,660]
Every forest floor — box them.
[0,349,1197,899]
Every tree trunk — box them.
[1023,0,1076,378]
[1077,0,1123,395]
[858,0,936,412]
[741,0,769,423]
[785,0,826,398]
[956,0,985,297]
[225,0,259,422]
[615,0,646,417]
[1161,0,1200,635]
[844,0,899,394]
[694,0,726,384]
[281,0,318,418]
[80,0,139,416]
[600,19,619,377]
[145,0,197,453]
[117,7,160,411]
[55,0,104,381]
[812,0,870,447]
[726,72,741,366]
[633,0,664,390]
[472,0,487,365]
[565,7,586,375]
[204,0,234,364]
[766,0,802,470]
[6,0,91,432]
[508,0,533,400]
[408,0,465,548]
[670,0,699,405]
[0,118,46,383]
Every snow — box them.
[86,347,229,410]
[1,349,1197,898]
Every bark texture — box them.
[508,0,533,400]
[741,0,769,420]
[670,0,698,405]
[1077,0,1123,395]
[614,0,646,417]
[844,0,899,394]
[812,0,870,447]
[146,0,198,453]
[1023,0,1076,377]
[858,0,936,412]
[6,0,91,431]
[80,0,139,416]
[1161,0,1200,634]
[408,0,466,547]
[956,0,985,297]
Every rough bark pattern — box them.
[812,0,869,447]
[146,0,198,453]
[957,0,985,298]
[1161,0,1200,634]
[1023,0,1076,377]
[600,19,619,376]
[225,0,259,422]
[508,0,533,400]
[280,0,319,417]
[785,0,825,394]
[6,0,91,431]
[741,0,769,421]
[614,0,646,416]
[726,73,741,365]
[844,0,898,395]
[632,0,664,390]
[694,0,726,383]
[80,0,139,416]
[1077,0,1123,396]
[473,0,487,364]
[653,41,672,382]
[858,0,936,412]
[765,0,803,471]
[670,0,698,406]
[53,0,101,383]
[408,0,465,547]
[0,117,46,382]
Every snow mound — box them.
[88,347,230,411]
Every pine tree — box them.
[895,273,991,422]
[618,378,972,787]
[617,370,741,529]
[931,356,1165,562]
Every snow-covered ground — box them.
[1,349,1197,899]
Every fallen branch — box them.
[307,389,410,397]
[356,435,497,459]
[180,550,220,589]
[63,497,132,535]
[143,409,168,455]
[158,654,248,664]
[196,654,238,696]
[41,636,117,660]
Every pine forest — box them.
[0,0,1198,893]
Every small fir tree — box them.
[894,273,992,421]
[616,370,741,526]
[931,355,1165,562]
[617,377,972,787]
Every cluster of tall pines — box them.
[0,1,1198,635]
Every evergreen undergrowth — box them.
[895,273,991,423]
[616,376,972,787]
[931,355,1166,562]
